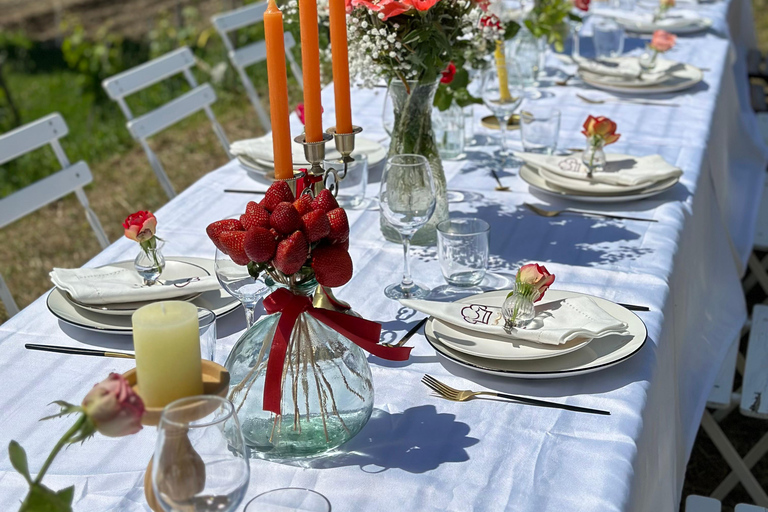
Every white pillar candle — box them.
[132,301,203,408]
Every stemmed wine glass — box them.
[214,247,270,327]
[379,154,437,300]
[481,64,524,160]
[152,396,250,512]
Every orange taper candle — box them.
[264,0,294,180]
[329,0,352,134]
[298,0,324,142]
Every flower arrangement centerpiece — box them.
[207,180,410,459]
[124,210,164,285]
[502,263,555,328]
[523,0,589,53]
[8,373,144,512]
[581,115,621,177]
[653,0,675,22]
[640,30,676,72]
[347,0,514,245]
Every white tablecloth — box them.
[0,1,765,510]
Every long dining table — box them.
[1,0,767,510]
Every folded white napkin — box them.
[574,56,673,85]
[598,8,702,29]
[50,267,221,305]
[230,135,382,167]
[400,296,628,346]
[515,152,682,187]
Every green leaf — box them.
[20,483,74,512]
[9,441,31,483]
[450,68,470,90]
[433,86,453,111]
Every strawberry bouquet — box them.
[207,180,410,459]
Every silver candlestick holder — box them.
[294,125,363,197]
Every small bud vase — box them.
[134,240,165,285]
[638,50,659,73]
[502,283,541,329]
[582,141,607,178]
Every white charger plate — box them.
[428,290,597,361]
[47,257,240,335]
[580,61,703,95]
[520,164,679,203]
[425,290,647,379]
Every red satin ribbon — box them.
[261,288,412,414]
[296,169,323,197]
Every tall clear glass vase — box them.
[225,281,374,460]
[380,80,449,246]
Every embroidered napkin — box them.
[400,296,628,346]
[50,267,221,305]
[515,151,682,187]
[230,134,381,166]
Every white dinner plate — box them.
[47,257,240,335]
[580,60,703,95]
[429,290,595,361]
[64,260,209,316]
[425,290,647,379]
[520,164,679,203]
[613,14,713,34]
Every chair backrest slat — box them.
[0,161,93,229]
[231,32,296,69]
[0,114,69,165]
[127,84,217,140]
[102,47,196,100]
[741,304,768,419]
[211,2,268,33]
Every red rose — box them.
[123,211,157,242]
[574,0,590,11]
[401,0,439,11]
[81,373,145,437]
[440,62,457,84]
[581,115,621,145]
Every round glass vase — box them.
[134,240,165,285]
[638,50,659,73]
[225,280,374,460]
[502,283,541,329]
[380,80,449,246]
[582,141,607,177]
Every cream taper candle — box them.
[132,301,203,408]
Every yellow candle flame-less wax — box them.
[494,40,512,102]
[132,301,203,408]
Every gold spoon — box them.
[491,169,510,191]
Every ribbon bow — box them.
[261,288,412,414]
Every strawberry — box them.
[206,219,244,251]
[261,181,295,212]
[241,202,270,230]
[310,189,339,214]
[293,194,314,216]
[270,202,302,234]
[273,230,308,275]
[270,227,285,243]
[301,210,331,243]
[219,231,250,265]
[244,227,277,263]
[312,244,353,287]
[326,208,349,244]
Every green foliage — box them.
[524,0,580,52]
[9,441,31,484]
[434,67,482,111]
[60,18,125,101]
[19,483,74,512]
[148,7,216,59]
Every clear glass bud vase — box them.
[502,283,541,329]
[380,80,449,246]
[582,141,607,177]
[225,281,374,460]
[134,240,165,285]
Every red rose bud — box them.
[573,0,590,11]
[440,62,457,85]
[123,211,157,242]
[581,115,621,145]
[81,373,145,437]
[516,263,556,302]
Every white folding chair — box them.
[0,113,109,316]
[697,304,768,506]
[742,180,768,296]
[102,47,231,199]
[211,2,303,130]
[685,495,768,512]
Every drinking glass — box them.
[244,488,331,512]
[197,307,216,362]
[507,30,544,99]
[379,154,437,300]
[481,65,524,159]
[520,108,561,154]
[463,105,476,147]
[593,17,625,60]
[324,154,368,209]
[437,218,490,287]
[433,104,465,160]
[152,396,250,512]
[214,246,270,327]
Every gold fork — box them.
[422,374,610,415]
[524,202,657,223]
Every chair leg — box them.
[74,188,110,249]
[0,273,20,317]
[286,51,304,90]
[203,105,232,159]
[712,433,768,501]
[139,139,176,199]
[701,412,768,506]
[236,65,272,131]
